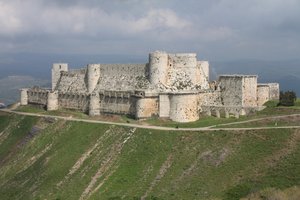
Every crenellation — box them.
[21,51,280,123]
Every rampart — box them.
[27,87,49,106]
[20,51,280,123]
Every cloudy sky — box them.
[1,0,300,61]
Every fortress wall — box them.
[219,76,243,106]
[56,72,87,93]
[100,64,147,77]
[257,85,270,106]
[58,93,89,111]
[268,83,280,100]
[27,90,48,105]
[97,64,149,90]
[169,93,199,122]
[20,89,28,105]
[135,97,159,119]
[68,69,86,75]
[198,91,221,107]
[242,76,257,106]
[87,64,100,93]
[149,51,169,85]
[99,91,135,115]
[197,61,210,89]
[52,63,68,91]
[159,94,170,118]
[168,53,198,85]
[47,91,58,111]
[201,105,261,118]
[89,93,100,116]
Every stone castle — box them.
[20,51,279,122]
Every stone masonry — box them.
[20,51,280,122]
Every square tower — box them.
[219,75,258,107]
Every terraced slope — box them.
[0,112,299,200]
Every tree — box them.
[279,91,297,106]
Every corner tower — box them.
[52,63,68,91]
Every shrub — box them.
[263,100,279,108]
[279,91,297,106]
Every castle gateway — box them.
[20,51,279,122]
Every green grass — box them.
[15,104,47,113]
[217,115,300,128]
[143,115,246,128]
[0,112,11,131]
[14,104,300,130]
[0,115,37,163]
[0,114,300,199]
[295,98,300,107]
[16,105,90,119]
[263,100,279,108]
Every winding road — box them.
[1,109,300,131]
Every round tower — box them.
[20,89,28,105]
[47,91,58,111]
[169,93,199,122]
[52,63,68,91]
[89,93,100,116]
[87,64,101,94]
[148,51,169,85]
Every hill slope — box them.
[0,112,300,200]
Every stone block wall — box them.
[257,84,270,106]
[52,63,68,91]
[97,64,149,91]
[21,51,281,123]
[89,93,100,116]
[219,75,258,107]
[47,91,59,111]
[58,93,89,111]
[148,51,169,85]
[169,53,198,85]
[56,71,87,93]
[268,83,280,100]
[99,91,135,115]
[135,97,159,119]
[169,93,199,122]
[20,89,28,105]
[198,91,221,107]
[148,51,210,91]
[242,76,258,107]
[219,75,243,106]
[87,64,100,93]
[27,89,48,105]
[159,94,170,118]
[197,61,209,88]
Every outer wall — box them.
[135,97,159,119]
[169,94,199,122]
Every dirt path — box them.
[1,109,300,132]
[79,128,136,200]
[141,154,173,200]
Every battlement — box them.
[219,74,258,78]
[21,51,280,123]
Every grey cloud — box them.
[0,0,299,60]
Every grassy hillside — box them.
[0,112,300,200]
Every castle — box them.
[20,51,279,122]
